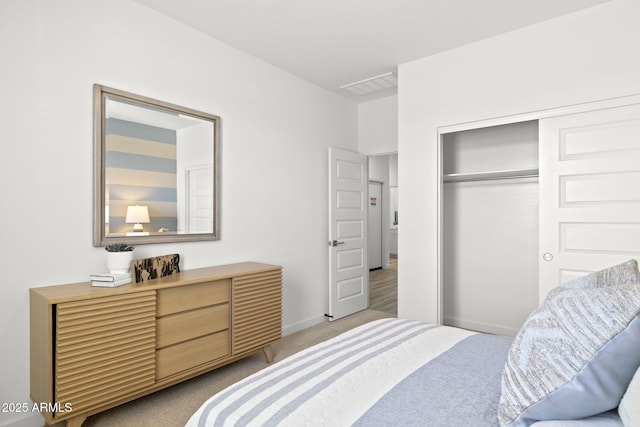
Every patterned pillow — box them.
[498,260,640,427]
[619,366,640,427]
[559,259,640,290]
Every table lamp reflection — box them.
[125,205,150,232]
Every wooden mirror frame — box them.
[93,84,220,246]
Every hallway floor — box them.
[369,257,397,315]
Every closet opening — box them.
[440,120,539,336]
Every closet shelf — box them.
[443,168,539,183]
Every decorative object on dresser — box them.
[30,262,282,427]
[89,272,132,287]
[104,243,134,274]
[132,253,180,283]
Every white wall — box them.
[358,94,398,155]
[368,155,390,183]
[398,0,640,322]
[388,154,398,187]
[0,1,357,426]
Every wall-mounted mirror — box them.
[93,84,220,246]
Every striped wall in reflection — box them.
[105,118,177,234]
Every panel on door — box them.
[328,147,368,321]
[539,103,640,300]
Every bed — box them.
[187,260,640,427]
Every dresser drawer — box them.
[157,303,229,348]
[157,279,230,316]
[156,331,229,379]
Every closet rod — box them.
[443,174,539,183]
[442,168,539,183]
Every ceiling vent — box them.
[340,72,397,96]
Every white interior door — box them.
[328,147,368,321]
[539,103,640,300]
[368,182,383,270]
[186,165,214,233]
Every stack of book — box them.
[90,273,132,287]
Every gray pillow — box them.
[498,260,640,427]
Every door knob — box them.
[329,240,345,247]
[543,253,553,261]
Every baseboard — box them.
[443,315,519,337]
[0,412,43,427]
[282,313,326,337]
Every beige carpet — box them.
[73,309,395,427]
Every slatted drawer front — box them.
[232,268,282,355]
[55,291,156,417]
[157,279,230,316]
[156,331,230,379]
[157,303,230,348]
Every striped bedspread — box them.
[186,318,513,427]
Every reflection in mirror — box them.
[94,85,220,246]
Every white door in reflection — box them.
[186,165,214,233]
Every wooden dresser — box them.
[30,262,282,427]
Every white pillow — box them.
[619,367,640,427]
[498,260,640,427]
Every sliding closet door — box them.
[539,103,640,299]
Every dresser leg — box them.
[263,344,274,363]
[65,414,87,427]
